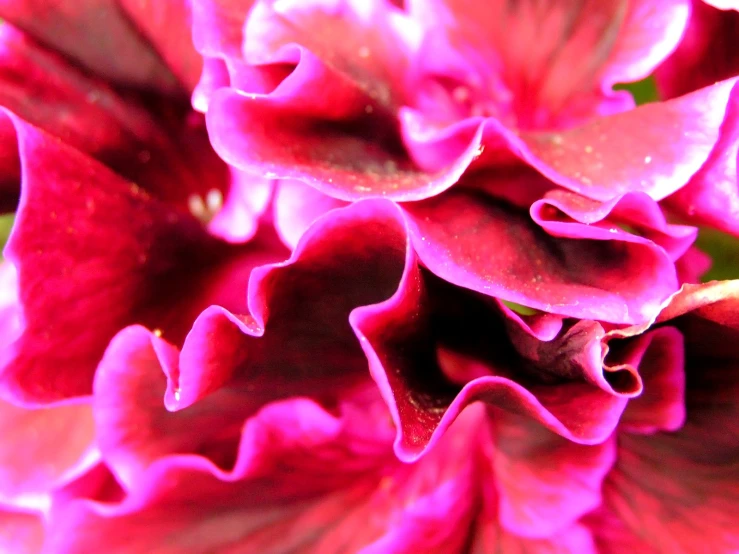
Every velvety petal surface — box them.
[93,199,413,485]
[655,0,739,99]
[665,80,739,236]
[403,187,678,324]
[0,25,268,239]
[272,180,347,249]
[0,0,185,93]
[352,262,632,461]
[46,396,485,553]
[590,287,739,553]
[0,113,284,403]
[407,0,689,128]
[490,410,615,539]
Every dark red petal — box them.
[93,200,413,483]
[353,264,629,461]
[655,0,739,99]
[491,411,616,538]
[0,0,183,93]
[0,26,264,236]
[616,327,686,434]
[0,114,282,403]
[117,0,203,92]
[403,187,678,324]
[506,320,642,397]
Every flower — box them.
[0,0,737,553]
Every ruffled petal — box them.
[47,395,484,553]
[273,180,346,249]
[352,262,630,461]
[93,200,413,485]
[403,187,678,324]
[665,81,739,236]
[408,0,688,127]
[0,114,283,403]
[469,433,599,553]
[616,326,686,434]
[590,288,739,553]
[532,189,697,261]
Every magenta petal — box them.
[703,0,739,8]
[618,327,686,434]
[190,0,261,110]
[273,180,347,249]
[0,506,43,554]
[665,82,739,236]
[491,412,616,538]
[403,188,678,324]
[92,325,262,489]
[514,78,739,202]
[655,0,739,99]
[353,265,629,461]
[0,400,96,503]
[94,200,417,483]
[0,114,280,403]
[206,72,485,202]
[0,0,183,93]
[532,189,697,261]
[408,0,688,127]
[243,0,416,112]
[597,360,739,552]
[0,26,247,226]
[46,395,481,553]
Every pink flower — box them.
[0,0,737,553]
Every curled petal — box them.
[0,113,282,403]
[352,263,630,461]
[665,81,739,236]
[94,200,414,484]
[47,396,483,553]
[273,180,347,249]
[616,326,686,434]
[656,0,739,99]
[532,189,697,261]
[403,187,678,324]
